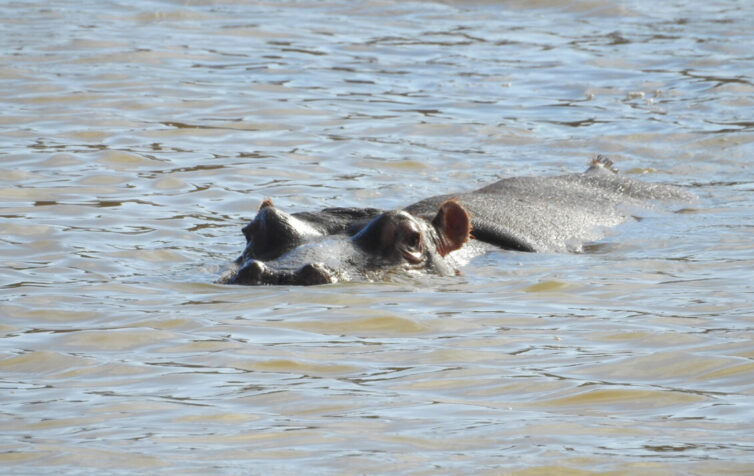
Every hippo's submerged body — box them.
[219,157,693,285]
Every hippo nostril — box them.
[228,260,267,285]
[295,263,335,285]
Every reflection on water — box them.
[1,0,753,473]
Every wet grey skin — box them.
[222,199,470,285]
[220,157,694,286]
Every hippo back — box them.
[405,171,693,253]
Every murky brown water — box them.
[2,0,753,473]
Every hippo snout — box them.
[227,260,335,286]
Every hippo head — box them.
[221,199,471,285]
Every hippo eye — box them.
[400,229,424,265]
[405,231,421,251]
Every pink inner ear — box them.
[433,199,471,256]
[259,198,274,210]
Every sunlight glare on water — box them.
[1,0,753,474]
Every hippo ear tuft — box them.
[431,199,471,256]
[259,198,274,210]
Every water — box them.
[1,0,753,473]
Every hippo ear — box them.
[431,199,471,256]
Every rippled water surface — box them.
[2,0,753,473]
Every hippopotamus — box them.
[219,157,693,285]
